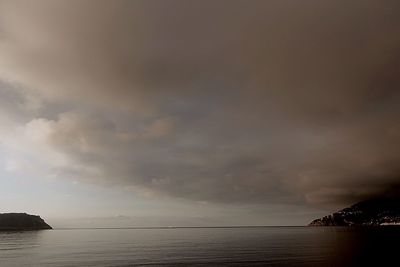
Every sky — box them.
[0,0,399,227]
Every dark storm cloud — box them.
[0,0,400,206]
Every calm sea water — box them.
[1,227,399,266]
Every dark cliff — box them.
[309,198,400,226]
[0,213,52,231]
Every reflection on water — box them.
[0,227,399,266]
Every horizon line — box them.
[54,225,309,230]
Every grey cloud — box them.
[0,0,400,208]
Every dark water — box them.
[0,227,399,266]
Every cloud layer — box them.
[0,0,400,207]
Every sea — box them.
[1,226,399,266]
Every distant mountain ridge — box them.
[0,213,52,231]
[309,198,400,226]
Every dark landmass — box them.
[309,198,400,226]
[0,213,52,231]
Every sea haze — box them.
[1,227,399,266]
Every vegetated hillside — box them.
[309,198,400,226]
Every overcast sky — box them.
[0,0,399,226]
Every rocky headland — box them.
[0,213,52,231]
